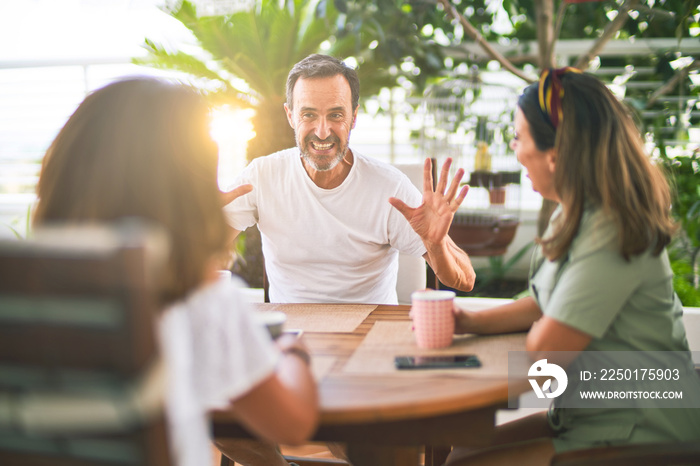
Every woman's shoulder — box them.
[568,207,619,260]
[165,276,251,321]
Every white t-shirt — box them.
[158,277,279,466]
[225,148,426,304]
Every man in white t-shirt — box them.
[224,54,476,305]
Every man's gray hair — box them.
[286,54,360,111]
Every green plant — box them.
[1,204,32,240]
[1,223,23,239]
[670,256,700,307]
[472,240,534,297]
[660,151,700,305]
[135,0,463,162]
[136,0,344,160]
[134,0,468,288]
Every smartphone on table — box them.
[394,354,481,370]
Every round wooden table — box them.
[212,304,528,466]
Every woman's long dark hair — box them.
[518,72,676,261]
[34,78,230,305]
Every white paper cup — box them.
[411,290,456,348]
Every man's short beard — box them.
[298,134,350,172]
[301,149,346,171]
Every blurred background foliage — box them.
[662,151,700,306]
[135,0,699,298]
[136,0,698,160]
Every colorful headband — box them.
[538,67,582,130]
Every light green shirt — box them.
[529,206,700,452]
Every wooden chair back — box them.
[0,222,171,466]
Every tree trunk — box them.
[233,97,296,289]
[574,0,640,70]
[533,0,557,235]
[535,0,556,69]
[436,0,537,83]
[246,96,295,161]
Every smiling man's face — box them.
[285,74,358,172]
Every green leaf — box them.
[502,240,535,272]
[333,0,348,14]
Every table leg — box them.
[346,444,421,466]
[424,445,451,466]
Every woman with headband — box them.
[445,69,700,465]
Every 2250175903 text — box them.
[581,368,681,381]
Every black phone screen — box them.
[394,354,482,370]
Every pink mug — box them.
[411,290,456,349]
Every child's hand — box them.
[220,183,253,206]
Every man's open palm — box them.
[389,158,469,245]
